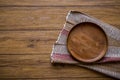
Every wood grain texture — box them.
[0,31,58,54]
[0,0,120,80]
[0,7,120,30]
[0,0,119,6]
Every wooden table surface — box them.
[0,0,119,80]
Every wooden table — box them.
[0,0,119,80]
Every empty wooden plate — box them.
[67,22,108,63]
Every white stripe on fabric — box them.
[53,44,120,58]
[56,33,67,44]
[63,22,74,31]
[53,44,69,55]
[105,46,120,57]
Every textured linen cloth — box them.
[51,11,120,79]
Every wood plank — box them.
[0,7,120,30]
[0,0,119,6]
[0,31,58,41]
[0,66,105,78]
[0,55,111,78]
[0,55,50,66]
[0,31,59,54]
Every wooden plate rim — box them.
[67,22,108,63]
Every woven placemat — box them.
[51,11,120,79]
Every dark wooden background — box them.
[0,0,120,80]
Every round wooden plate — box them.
[67,22,108,63]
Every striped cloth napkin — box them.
[51,11,120,79]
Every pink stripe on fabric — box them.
[52,53,75,61]
[99,57,120,63]
[61,29,69,35]
[52,53,120,63]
